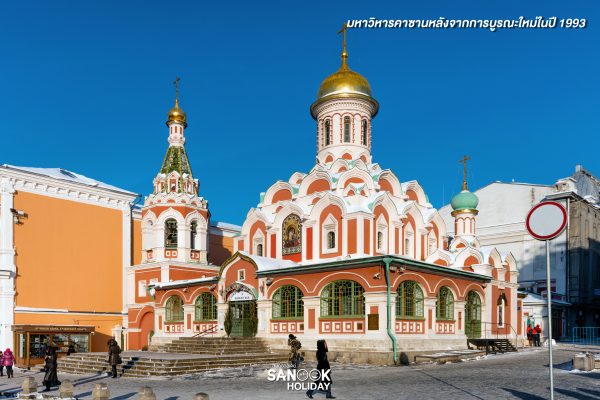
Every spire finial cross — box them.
[173,76,181,103]
[337,23,348,67]
[459,155,471,191]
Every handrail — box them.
[466,321,521,350]
[192,325,217,338]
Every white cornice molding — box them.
[1,169,137,210]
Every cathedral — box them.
[0,32,522,367]
[128,34,521,362]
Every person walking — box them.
[526,325,533,346]
[288,334,303,369]
[42,347,60,391]
[2,349,15,378]
[533,324,542,347]
[107,338,122,378]
[306,339,335,399]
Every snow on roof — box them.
[1,164,136,195]
[211,221,242,231]
[153,276,217,289]
[238,251,298,271]
[520,291,571,306]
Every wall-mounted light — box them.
[373,272,381,280]
[481,283,487,289]
[10,208,26,225]
[265,278,274,286]
[209,284,216,291]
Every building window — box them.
[165,295,184,322]
[194,293,217,321]
[396,281,424,318]
[164,219,178,249]
[190,220,197,250]
[343,116,351,142]
[321,280,365,317]
[361,120,367,145]
[436,287,454,321]
[256,243,263,256]
[238,269,245,281]
[325,119,331,146]
[327,231,335,249]
[377,232,383,250]
[497,294,507,327]
[272,285,304,319]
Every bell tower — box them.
[141,78,210,264]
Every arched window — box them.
[377,231,384,251]
[165,295,184,322]
[256,243,263,256]
[343,116,351,142]
[325,119,331,146]
[321,280,365,317]
[164,219,178,249]
[194,293,217,321]
[272,285,304,319]
[396,281,424,318]
[190,220,197,250]
[436,287,454,321]
[497,294,507,327]
[361,120,368,145]
[327,231,336,249]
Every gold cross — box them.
[337,23,347,50]
[459,155,470,191]
[173,76,180,101]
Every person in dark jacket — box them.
[306,339,335,399]
[42,347,60,391]
[107,339,122,378]
[288,334,303,368]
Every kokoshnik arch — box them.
[128,31,522,360]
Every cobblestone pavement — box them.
[0,345,598,400]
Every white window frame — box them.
[376,215,388,254]
[321,214,339,254]
[498,296,506,327]
[238,269,246,281]
[404,226,414,258]
[138,280,147,297]
[252,230,265,257]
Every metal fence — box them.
[570,327,600,345]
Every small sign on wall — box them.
[229,291,254,302]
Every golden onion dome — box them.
[311,49,378,118]
[166,99,187,127]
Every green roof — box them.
[160,146,192,176]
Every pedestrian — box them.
[533,324,542,347]
[288,334,303,369]
[2,349,15,378]
[107,338,122,378]
[526,325,533,346]
[66,344,75,356]
[306,339,335,399]
[42,347,60,391]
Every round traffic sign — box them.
[526,201,567,241]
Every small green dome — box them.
[451,190,479,211]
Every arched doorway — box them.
[139,311,154,349]
[465,291,482,339]
[227,289,257,337]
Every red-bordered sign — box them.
[526,201,567,241]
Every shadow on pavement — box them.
[111,392,137,400]
[501,388,546,399]
[553,361,573,371]
[75,390,92,398]
[72,373,109,386]
[554,387,599,400]
[413,369,485,399]
[578,387,600,397]
[164,397,179,400]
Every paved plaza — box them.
[0,345,598,400]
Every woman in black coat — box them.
[107,339,122,378]
[306,339,335,399]
[42,347,60,391]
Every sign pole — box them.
[546,239,554,400]
[525,200,566,400]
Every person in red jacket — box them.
[533,324,542,347]
[1,348,15,378]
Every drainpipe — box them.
[383,257,398,365]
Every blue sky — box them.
[1,1,598,225]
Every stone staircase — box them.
[57,337,289,377]
[467,338,518,354]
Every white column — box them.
[0,177,16,351]
[342,217,348,256]
[121,206,131,321]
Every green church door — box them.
[230,301,256,337]
[465,291,482,339]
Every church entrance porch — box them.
[229,301,257,337]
